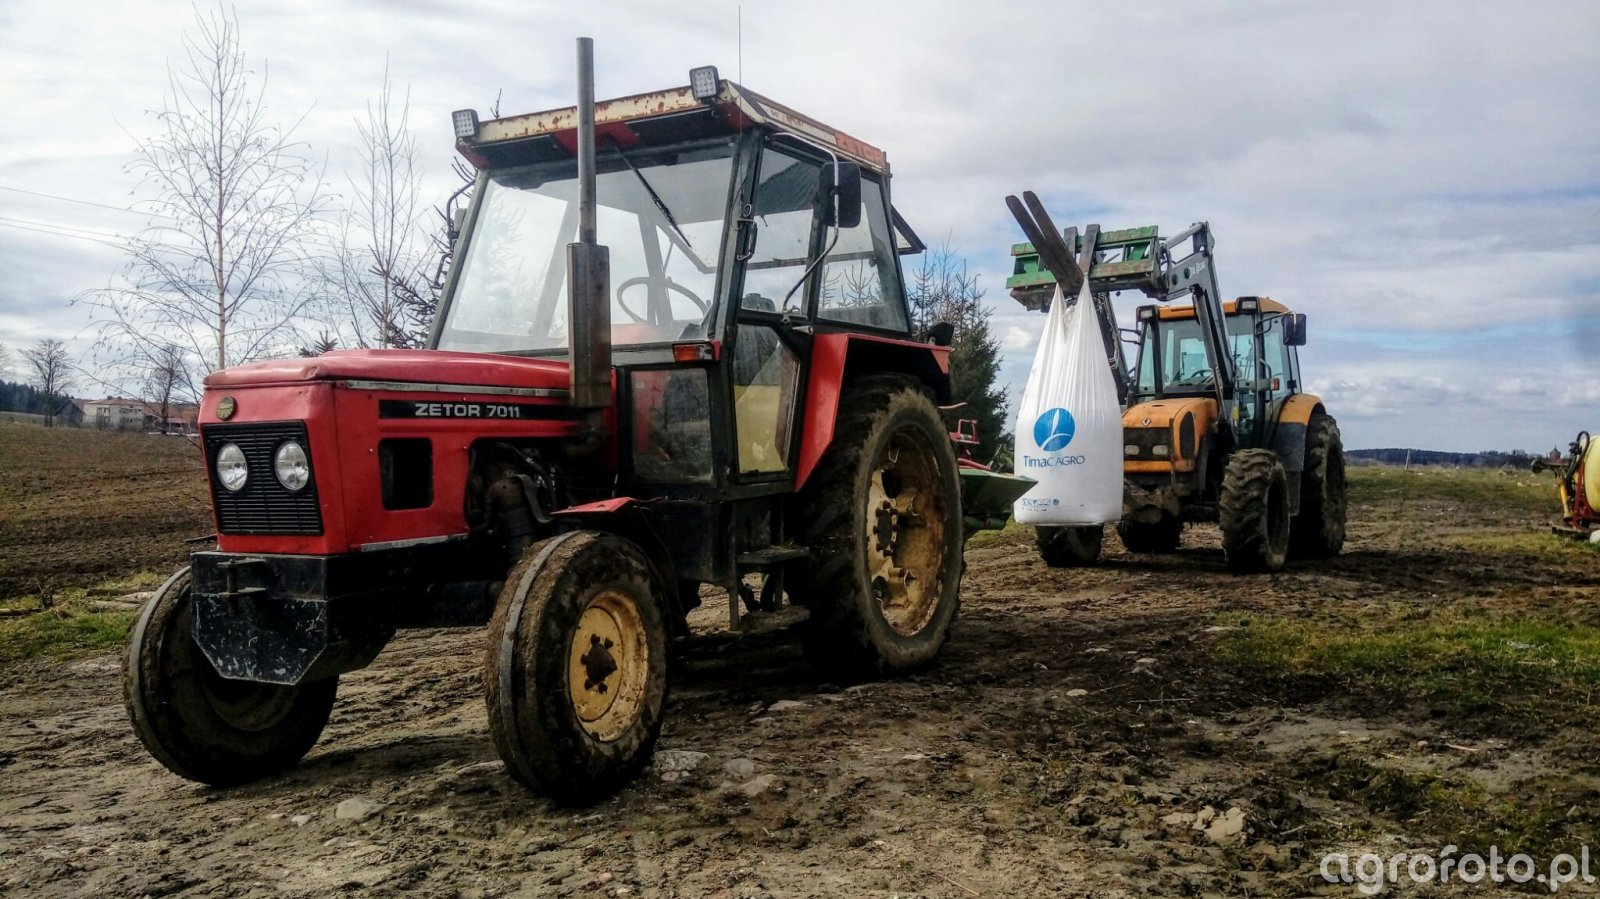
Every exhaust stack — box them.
[567,36,612,408]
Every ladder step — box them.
[735,545,809,568]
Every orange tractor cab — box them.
[123,42,1032,803]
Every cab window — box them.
[817,178,907,331]
[742,147,821,315]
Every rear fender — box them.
[1269,393,1325,515]
[795,332,951,490]
[1269,394,1324,474]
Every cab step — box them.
[735,545,810,570]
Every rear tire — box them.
[485,531,668,805]
[1219,450,1291,573]
[1290,413,1347,559]
[123,568,337,786]
[797,376,963,681]
[1035,525,1104,567]
[1116,515,1183,553]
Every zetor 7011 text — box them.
[123,41,1032,804]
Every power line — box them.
[0,219,124,250]
[0,184,176,221]
[0,215,126,241]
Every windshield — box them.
[436,139,736,353]
[1135,315,1254,395]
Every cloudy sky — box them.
[2,0,1596,452]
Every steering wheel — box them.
[616,276,708,324]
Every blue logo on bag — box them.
[1033,407,1075,452]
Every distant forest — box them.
[0,380,59,415]
[1347,448,1545,468]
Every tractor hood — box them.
[204,349,573,394]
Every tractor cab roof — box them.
[455,80,889,176]
[1156,297,1290,320]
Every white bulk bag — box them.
[1012,280,1123,525]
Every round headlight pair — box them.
[214,441,310,492]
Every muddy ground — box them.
[3,431,1599,897]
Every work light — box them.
[689,66,719,101]
[452,108,480,141]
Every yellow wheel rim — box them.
[865,428,948,636]
[567,589,650,743]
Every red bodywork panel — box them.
[794,332,950,490]
[200,350,610,556]
[205,349,572,392]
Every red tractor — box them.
[123,41,1031,803]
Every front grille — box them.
[203,421,323,535]
[1124,426,1173,463]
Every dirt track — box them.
[3,461,1600,897]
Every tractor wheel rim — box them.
[567,589,649,743]
[865,426,946,636]
[198,661,297,732]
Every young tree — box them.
[298,331,340,357]
[144,343,188,434]
[908,249,1009,461]
[324,64,433,349]
[82,4,326,390]
[22,339,75,428]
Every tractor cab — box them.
[437,74,927,496]
[1129,296,1308,450]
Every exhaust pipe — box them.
[567,36,611,408]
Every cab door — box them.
[724,143,822,483]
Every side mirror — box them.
[819,161,862,230]
[1283,313,1307,347]
[450,206,468,245]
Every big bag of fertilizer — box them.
[1012,280,1123,525]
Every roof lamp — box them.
[689,66,719,101]
[452,108,480,141]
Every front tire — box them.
[123,568,338,786]
[797,376,963,680]
[1219,450,1291,573]
[1290,413,1347,559]
[1036,525,1104,567]
[485,531,668,805]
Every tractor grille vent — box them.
[204,421,324,536]
[1123,426,1172,462]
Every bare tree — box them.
[322,64,434,349]
[0,341,11,380]
[144,343,188,434]
[82,4,326,391]
[22,339,75,428]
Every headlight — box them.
[274,441,310,491]
[216,443,248,492]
